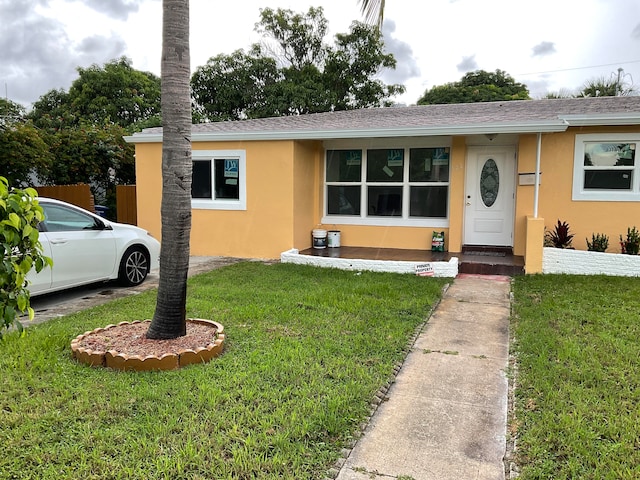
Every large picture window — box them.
[191,150,246,210]
[573,134,640,201]
[325,146,450,225]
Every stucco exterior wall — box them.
[517,126,640,255]
[135,140,302,259]
[315,224,447,251]
[293,140,322,250]
[193,140,297,258]
[446,136,467,253]
[134,142,163,239]
[134,123,639,262]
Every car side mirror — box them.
[89,218,112,231]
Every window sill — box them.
[321,216,449,228]
[571,191,640,202]
[192,200,246,211]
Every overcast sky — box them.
[2,0,639,109]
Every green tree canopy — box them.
[191,7,404,121]
[0,98,26,127]
[36,121,134,194]
[417,69,530,105]
[0,122,53,187]
[28,57,161,132]
[191,47,281,122]
[17,58,151,209]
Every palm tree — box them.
[358,0,385,28]
[146,0,192,339]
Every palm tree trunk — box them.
[146,0,192,340]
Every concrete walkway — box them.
[335,274,512,480]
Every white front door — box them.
[463,146,516,246]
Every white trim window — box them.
[572,134,639,201]
[191,150,246,210]
[324,145,450,227]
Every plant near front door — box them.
[620,226,640,255]
[544,219,574,249]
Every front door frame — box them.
[463,146,516,247]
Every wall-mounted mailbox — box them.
[518,172,541,186]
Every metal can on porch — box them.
[327,230,341,248]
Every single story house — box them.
[125,96,640,274]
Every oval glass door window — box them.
[480,158,499,207]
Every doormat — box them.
[464,251,507,257]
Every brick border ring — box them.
[70,319,225,371]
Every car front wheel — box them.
[118,246,150,286]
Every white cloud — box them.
[1,0,639,108]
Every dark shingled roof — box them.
[128,96,640,142]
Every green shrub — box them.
[586,233,609,252]
[544,219,574,249]
[620,226,640,255]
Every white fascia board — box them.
[561,113,640,126]
[124,120,568,144]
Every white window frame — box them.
[191,150,247,210]
[572,133,640,202]
[322,138,451,227]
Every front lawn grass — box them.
[0,262,448,480]
[511,274,640,480]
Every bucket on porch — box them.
[327,230,341,248]
[312,229,327,249]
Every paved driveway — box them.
[25,257,245,326]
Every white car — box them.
[27,197,161,296]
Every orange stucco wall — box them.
[135,140,321,259]
[316,224,447,251]
[293,141,322,250]
[515,126,640,254]
[133,124,639,260]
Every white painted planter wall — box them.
[543,247,640,277]
[280,249,459,277]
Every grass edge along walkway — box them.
[510,274,640,480]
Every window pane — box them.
[215,159,240,200]
[480,158,499,207]
[192,160,212,199]
[43,205,97,231]
[584,170,632,190]
[327,186,361,215]
[368,186,402,216]
[410,186,448,218]
[367,149,404,182]
[409,148,450,182]
[584,143,636,167]
[326,150,362,182]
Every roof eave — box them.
[124,120,568,144]
[561,113,640,126]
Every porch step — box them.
[459,245,524,276]
[461,245,513,255]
